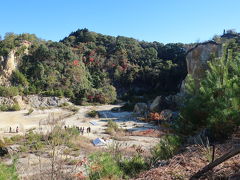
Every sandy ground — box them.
[0,104,161,179]
[0,105,159,148]
[0,108,70,138]
[0,104,159,150]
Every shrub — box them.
[64,89,74,98]
[88,152,123,180]
[105,120,120,135]
[11,70,29,87]
[0,103,21,111]
[150,135,181,164]
[120,155,148,178]
[87,110,98,118]
[0,163,18,180]
[0,86,19,97]
[8,103,21,111]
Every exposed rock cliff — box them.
[186,41,222,81]
[0,95,70,109]
[180,41,222,92]
[0,50,18,86]
[0,41,31,86]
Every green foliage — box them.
[0,163,18,180]
[120,155,148,178]
[87,110,98,118]
[0,86,19,97]
[0,103,20,111]
[0,30,187,103]
[151,135,182,164]
[11,70,29,87]
[105,120,120,135]
[179,41,240,140]
[88,152,123,180]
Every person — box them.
[88,127,91,133]
[9,127,12,133]
[16,126,19,133]
[87,127,91,133]
[82,127,85,135]
[80,127,82,134]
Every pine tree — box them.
[179,42,240,140]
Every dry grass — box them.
[135,140,240,180]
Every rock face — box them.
[180,41,222,93]
[0,50,18,86]
[133,103,148,114]
[0,41,31,86]
[24,95,70,108]
[0,95,70,109]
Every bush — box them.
[85,85,117,104]
[88,152,123,180]
[8,103,21,111]
[150,135,181,164]
[105,120,120,135]
[0,103,21,111]
[64,89,74,98]
[87,110,98,118]
[120,155,148,178]
[11,70,29,87]
[0,163,18,180]
[0,86,19,97]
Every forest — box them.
[0,29,187,104]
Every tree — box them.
[179,42,240,140]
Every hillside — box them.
[0,29,187,106]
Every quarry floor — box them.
[0,104,160,179]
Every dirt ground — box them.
[0,104,161,179]
[0,104,160,151]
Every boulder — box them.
[133,103,148,114]
[160,109,173,121]
[150,96,168,112]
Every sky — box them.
[1,0,240,44]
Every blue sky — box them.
[1,0,240,43]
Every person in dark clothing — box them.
[16,126,19,133]
[9,127,12,133]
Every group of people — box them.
[9,126,19,133]
[64,126,91,135]
[77,127,91,135]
